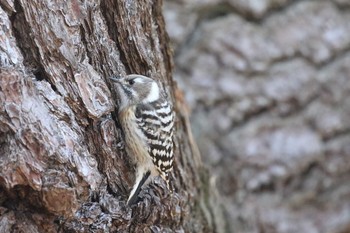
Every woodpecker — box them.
[110,74,175,206]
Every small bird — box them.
[110,74,175,206]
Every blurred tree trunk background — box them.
[164,0,350,233]
[0,0,223,232]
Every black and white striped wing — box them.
[135,100,175,175]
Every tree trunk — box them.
[163,1,350,233]
[0,1,221,232]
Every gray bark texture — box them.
[0,0,221,232]
[164,0,350,233]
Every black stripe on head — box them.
[121,85,133,98]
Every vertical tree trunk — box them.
[0,0,221,232]
[163,1,350,233]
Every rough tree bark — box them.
[0,0,221,232]
[163,1,350,233]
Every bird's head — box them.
[110,74,160,110]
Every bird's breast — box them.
[119,107,151,165]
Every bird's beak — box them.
[109,76,122,83]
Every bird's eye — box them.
[128,79,135,85]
